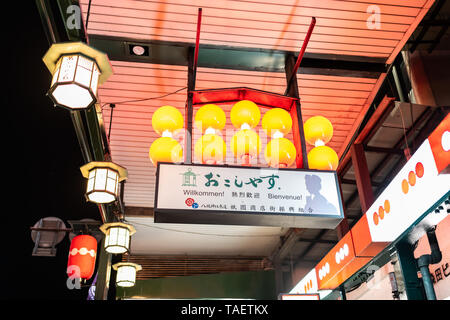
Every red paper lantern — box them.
[67,235,97,280]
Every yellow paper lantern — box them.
[230,129,261,164]
[230,100,261,129]
[194,104,226,133]
[261,108,293,137]
[304,116,333,146]
[307,145,339,170]
[149,137,183,166]
[194,134,227,164]
[264,137,296,168]
[151,105,184,135]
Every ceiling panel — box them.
[80,0,432,60]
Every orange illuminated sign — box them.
[315,231,372,290]
[292,115,450,292]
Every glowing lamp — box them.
[231,129,261,165]
[194,104,226,133]
[194,134,227,164]
[149,106,183,166]
[265,138,296,168]
[304,116,333,146]
[230,100,261,129]
[43,42,112,110]
[67,234,97,280]
[262,108,293,137]
[112,262,142,287]
[99,222,136,254]
[307,146,339,170]
[149,137,183,165]
[80,161,127,204]
[151,105,184,136]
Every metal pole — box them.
[193,8,202,87]
[284,17,316,96]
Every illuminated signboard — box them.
[155,163,344,228]
[292,114,449,291]
[365,139,450,243]
[315,231,371,290]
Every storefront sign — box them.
[315,230,372,290]
[154,163,344,228]
[291,114,449,292]
[365,139,450,243]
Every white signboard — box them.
[155,163,344,228]
[365,139,450,242]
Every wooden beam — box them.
[351,143,374,213]
[364,146,404,155]
[285,54,308,169]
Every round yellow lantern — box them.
[149,137,183,166]
[151,105,184,136]
[194,134,227,164]
[307,145,339,170]
[149,105,184,166]
[230,129,261,165]
[230,100,261,129]
[261,108,292,137]
[194,104,226,133]
[304,116,333,146]
[264,137,296,168]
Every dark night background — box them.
[4,3,105,300]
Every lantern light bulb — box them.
[307,145,339,171]
[314,139,325,147]
[194,134,227,164]
[261,108,293,137]
[230,100,261,129]
[264,137,296,168]
[272,130,284,139]
[304,116,334,146]
[151,105,184,136]
[205,127,216,135]
[194,104,226,133]
[230,129,261,165]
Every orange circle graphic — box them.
[379,206,385,220]
[401,179,409,194]
[408,171,416,186]
[373,212,379,225]
[384,200,390,213]
[415,162,424,178]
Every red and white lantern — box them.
[67,235,97,280]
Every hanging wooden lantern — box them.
[67,234,97,280]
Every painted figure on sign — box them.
[304,174,337,214]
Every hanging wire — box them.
[124,219,284,238]
[398,103,411,160]
[85,0,92,30]
[100,86,188,110]
[400,50,417,160]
